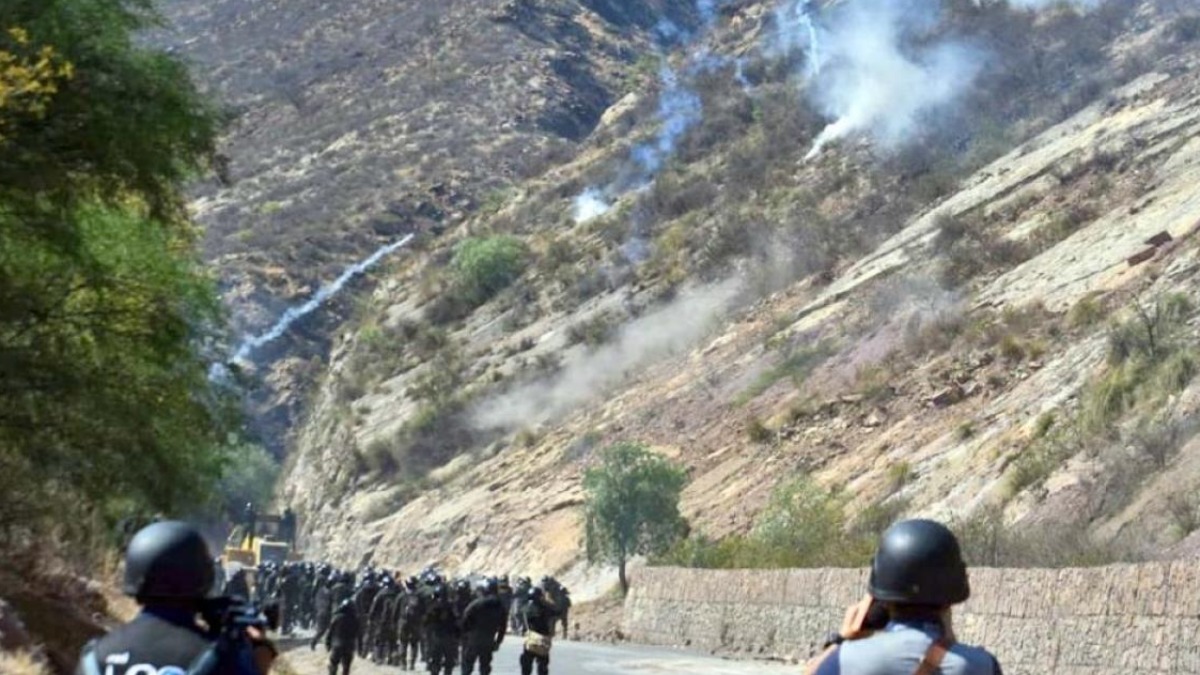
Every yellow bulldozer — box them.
[222,513,299,567]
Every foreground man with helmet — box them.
[75,521,277,675]
[805,519,1003,675]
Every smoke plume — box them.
[233,234,415,362]
[572,188,613,224]
[473,277,744,430]
[631,66,704,177]
[801,0,984,160]
[571,0,728,222]
[771,0,823,77]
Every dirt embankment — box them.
[0,554,133,675]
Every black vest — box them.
[76,612,237,675]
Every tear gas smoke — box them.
[802,0,984,161]
[772,0,823,77]
[232,234,415,362]
[572,188,613,223]
[473,277,744,430]
[632,66,704,177]
[571,0,727,223]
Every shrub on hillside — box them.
[655,477,875,569]
[452,236,529,306]
[952,506,1139,568]
[425,236,530,324]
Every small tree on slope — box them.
[583,442,688,596]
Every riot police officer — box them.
[460,578,506,675]
[805,519,1003,675]
[75,521,277,675]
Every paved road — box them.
[279,638,797,675]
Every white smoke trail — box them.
[631,66,704,177]
[772,0,824,77]
[572,188,613,224]
[473,277,744,430]
[802,0,983,161]
[801,12,821,77]
[571,0,725,216]
[232,234,415,362]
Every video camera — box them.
[187,596,280,675]
[203,595,280,637]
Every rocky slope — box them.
[178,0,1200,592]
[158,0,707,449]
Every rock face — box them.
[240,1,1200,593]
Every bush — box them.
[952,506,1137,568]
[451,236,529,307]
[1106,294,1192,364]
[746,417,774,444]
[657,477,875,569]
[1067,293,1105,328]
[566,312,619,347]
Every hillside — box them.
[158,0,708,448]
[175,0,1200,589]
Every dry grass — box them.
[0,651,51,675]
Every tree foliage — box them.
[214,440,281,518]
[655,476,879,569]
[583,442,687,594]
[0,0,236,540]
[451,236,529,306]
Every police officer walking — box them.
[318,599,361,675]
[805,519,1003,675]
[75,521,277,675]
[399,577,426,671]
[424,585,461,675]
[459,579,507,675]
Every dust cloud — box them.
[472,277,745,430]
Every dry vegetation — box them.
[269,0,1200,572]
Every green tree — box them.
[214,441,281,519]
[0,0,231,542]
[452,236,529,305]
[583,442,688,595]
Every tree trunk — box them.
[618,555,628,596]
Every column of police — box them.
[79,519,999,675]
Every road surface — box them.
[279,638,798,675]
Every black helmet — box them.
[868,519,969,606]
[123,521,215,601]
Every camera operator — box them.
[76,521,278,675]
[804,519,1003,675]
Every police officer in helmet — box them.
[806,519,1002,675]
[76,521,277,675]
